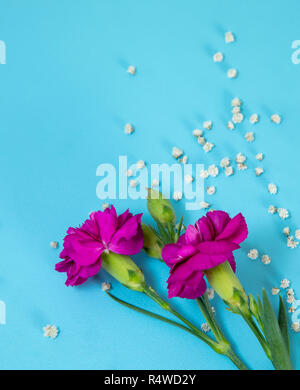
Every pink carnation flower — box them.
[162,211,248,299]
[55,206,143,286]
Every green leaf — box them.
[262,289,293,370]
[278,295,290,354]
[175,215,184,242]
[155,220,171,244]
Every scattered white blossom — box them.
[225,31,235,43]
[193,129,203,137]
[287,236,299,249]
[232,106,241,114]
[238,163,247,171]
[291,322,300,332]
[295,229,300,240]
[203,142,214,152]
[255,167,264,176]
[184,174,194,184]
[207,186,216,195]
[287,295,295,304]
[227,68,238,79]
[245,132,255,142]
[211,307,216,314]
[236,152,246,163]
[43,325,59,339]
[201,323,211,333]
[225,166,234,176]
[268,205,277,214]
[151,179,159,187]
[268,183,278,195]
[200,201,210,209]
[198,136,206,145]
[249,114,259,124]
[289,306,296,313]
[231,97,241,106]
[213,52,223,62]
[227,121,235,130]
[203,120,212,130]
[208,164,219,177]
[256,153,264,161]
[50,241,58,249]
[179,155,188,164]
[261,254,271,265]
[127,65,136,75]
[129,179,138,188]
[220,157,230,168]
[126,169,133,177]
[248,249,259,260]
[124,123,134,134]
[207,288,215,300]
[102,203,110,210]
[172,146,183,159]
[101,282,111,292]
[271,114,282,124]
[278,208,289,219]
[232,112,244,123]
[287,288,295,297]
[280,278,290,289]
[200,169,209,179]
[283,227,290,237]
[173,191,183,201]
[272,287,280,295]
[136,160,145,169]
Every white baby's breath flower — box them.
[245,132,255,142]
[256,153,264,161]
[249,114,259,124]
[207,186,216,195]
[236,152,246,163]
[287,288,294,296]
[102,203,110,210]
[268,205,277,214]
[248,249,259,260]
[291,322,300,332]
[225,31,235,43]
[220,157,230,168]
[179,155,188,164]
[227,68,238,79]
[124,123,134,134]
[278,208,289,219]
[238,163,247,171]
[280,278,290,289]
[151,179,159,187]
[184,174,194,184]
[127,65,136,75]
[232,112,244,123]
[208,164,219,177]
[198,136,206,145]
[289,306,296,313]
[231,97,241,107]
[203,142,214,152]
[200,201,210,209]
[203,120,212,130]
[207,288,215,300]
[129,179,138,188]
[268,183,278,195]
[255,167,264,176]
[271,114,282,124]
[261,254,271,265]
[295,229,300,240]
[287,236,299,249]
[225,166,234,176]
[136,160,145,169]
[232,106,241,114]
[126,169,134,177]
[50,241,58,249]
[213,52,223,62]
[101,282,111,292]
[227,121,235,130]
[283,227,290,236]
[172,146,183,159]
[201,323,211,333]
[272,287,280,295]
[200,169,209,179]
[43,325,59,339]
[193,129,203,137]
[287,295,295,304]
[173,191,182,201]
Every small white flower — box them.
[225,166,234,176]
[268,183,278,195]
[287,236,299,249]
[227,121,235,130]
[256,153,264,161]
[207,288,215,300]
[129,179,138,188]
[208,164,219,177]
[136,160,145,169]
[261,254,271,265]
[278,208,289,219]
[225,31,235,43]
[271,114,282,124]
[227,68,238,79]
[271,287,280,295]
[184,174,194,184]
[220,157,230,168]
[283,227,290,237]
[101,282,111,292]
[249,114,259,124]
[295,229,300,240]
[201,322,211,333]
[200,169,209,179]
[124,123,134,134]
[268,205,277,214]
[179,155,188,164]
[203,142,214,152]
[232,106,241,114]
[172,146,183,159]
[248,249,259,260]
[203,120,212,130]
[200,201,210,209]
[236,153,246,163]
[127,65,136,75]
[102,202,110,210]
[173,191,182,201]
[232,112,244,123]
[280,278,290,289]
[211,307,216,314]
[289,306,296,313]
[245,132,255,142]
[213,52,223,62]
[255,167,264,176]
[193,129,203,137]
[287,295,295,304]
[291,322,300,332]
[231,97,241,107]
[126,169,133,177]
[287,288,294,296]
[207,186,216,195]
[237,163,247,171]
[151,179,159,187]
[198,136,206,145]
[50,241,58,249]
[43,325,59,339]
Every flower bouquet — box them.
[55,189,293,370]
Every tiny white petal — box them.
[43,325,59,339]
[200,169,209,179]
[256,153,264,161]
[50,241,58,249]
[213,52,223,62]
[127,65,136,75]
[295,229,300,240]
[280,278,290,289]
[124,123,134,134]
[220,157,230,168]
[231,97,241,107]
[200,201,210,209]
[268,205,277,214]
[271,114,282,124]
[227,121,235,130]
[225,31,235,43]
[232,112,244,123]
[101,282,111,292]
[255,167,264,176]
[235,153,246,163]
[197,136,206,145]
[206,186,216,195]
[278,208,289,219]
[268,183,278,195]
[271,287,280,295]
[172,146,183,159]
[136,160,145,169]
[245,132,255,142]
[208,164,219,177]
[173,191,183,201]
[291,322,300,332]
[203,142,214,152]
[225,166,234,176]
[184,174,194,184]
[203,120,212,130]
[237,163,247,171]
[249,114,259,124]
[232,106,241,114]
[102,203,110,210]
[248,249,259,260]
[287,236,299,249]
[126,169,134,177]
[283,227,290,237]
[207,288,215,300]
[227,68,238,79]
[193,129,203,137]
[261,254,271,265]
[179,155,188,164]
[201,322,211,333]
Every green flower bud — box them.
[147,188,176,226]
[204,261,250,316]
[141,223,163,260]
[101,252,145,292]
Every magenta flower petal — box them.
[215,213,248,244]
[196,240,240,254]
[207,211,231,236]
[195,217,214,241]
[167,266,206,299]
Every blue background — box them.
[0,0,299,370]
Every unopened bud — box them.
[147,188,176,226]
[141,223,163,260]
